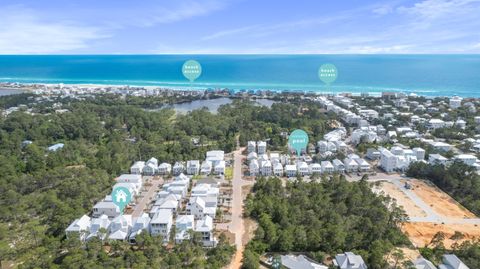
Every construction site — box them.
[373,177,480,248]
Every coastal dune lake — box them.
[0,55,479,96]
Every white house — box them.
[333,159,345,173]
[247,141,256,153]
[186,160,200,175]
[175,215,195,244]
[186,196,217,220]
[143,162,157,176]
[173,162,185,176]
[317,141,328,153]
[413,147,426,161]
[449,96,463,109]
[273,162,284,176]
[429,119,446,129]
[344,158,359,173]
[158,163,172,175]
[309,163,322,175]
[113,182,137,196]
[65,215,91,241]
[214,160,226,175]
[191,183,219,198]
[355,158,371,172]
[335,141,348,152]
[130,161,145,174]
[200,161,212,175]
[475,116,480,125]
[116,174,143,192]
[327,141,337,152]
[149,209,173,243]
[247,152,258,161]
[86,214,111,241]
[380,148,397,173]
[321,161,334,173]
[334,252,368,269]
[143,157,158,175]
[455,154,478,166]
[297,161,310,176]
[270,153,280,163]
[366,148,381,160]
[93,195,121,219]
[128,213,151,244]
[429,154,449,165]
[414,258,437,269]
[431,141,453,152]
[157,197,179,213]
[257,141,267,154]
[285,164,297,177]
[195,215,216,247]
[281,255,328,269]
[108,214,133,241]
[456,119,466,130]
[249,159,259,176]
[206,150,224,166]
[260,160,273,176]
[439,254,469,269]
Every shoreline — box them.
[0,81,477,98]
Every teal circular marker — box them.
[111,186,132,213]
[182,60,202,82]
[288,129,309,156]
[318,63,338,84]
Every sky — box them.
[0,0,479,54]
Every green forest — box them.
[243,176,411,269]
[0,94,331,268]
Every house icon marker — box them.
[115,189,127,203]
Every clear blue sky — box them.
[1,0,479,54]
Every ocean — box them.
[0,55,479,97]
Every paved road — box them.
[224,147,251,269]
[390,178,442,223]
[132,177,163,218]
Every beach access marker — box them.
[288,129,309,156]
[318,63,338,93]
[111,186,132,213]
[182,60,202,82]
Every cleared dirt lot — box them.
[402,222,480,248]
[406,179,476,219]
[373,181,427,218]
[374,178,480,249]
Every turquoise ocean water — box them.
[0,55,479,97]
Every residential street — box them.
[131,177,163,218]
[224,147,251,269]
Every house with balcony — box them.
[149,209,173,243]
